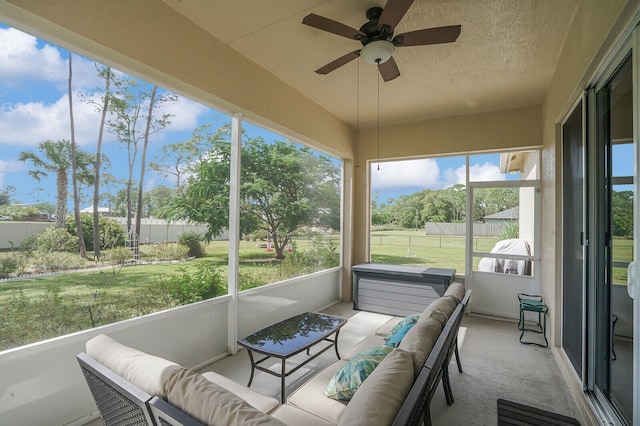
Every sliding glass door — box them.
[592,53,635,426]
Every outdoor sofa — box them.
[77,283,471,426]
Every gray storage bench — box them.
[352,263,456,316]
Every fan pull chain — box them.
[356,57,360,169]
[377,64,380,171]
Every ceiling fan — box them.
[302,0,461,82]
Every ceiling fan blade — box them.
[303,14,366,40]
[378,56,400,82]
[316,50,361,75]
[378,0,415,31]
[394,25,462,47]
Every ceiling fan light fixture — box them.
[360,40,395,65]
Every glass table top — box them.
[238,312,346,357]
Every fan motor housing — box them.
[359,6,393,45]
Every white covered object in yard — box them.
[478,238,532,276]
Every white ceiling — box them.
[161,0,578,129]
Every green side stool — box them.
[517,293,548,348]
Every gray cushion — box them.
[398,316,442,374]
[287,360,348,424]
[201,371,279,414]
[164,367,286,426]
[444,282,465,303]
[420,296,457,325]
[271,404,335,426]
[338,348,414,426]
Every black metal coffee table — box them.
[237,311,347,403]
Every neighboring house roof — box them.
[484,206,519,221]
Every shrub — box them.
[0,256,18,278]
[0,205,42,221]
[238,269,266,291]
[497,222,519,240]
[103,247,134,267]
[31,251,83,272]
[279,238,339,279]
[140,242,188,261]
[65,214,126,250]
[179,231,204,258]
[156,263,223,305]
[21,227,78,254]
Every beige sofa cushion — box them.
[342,334,386,360]
[444,282,465,303]
[420,296,457,325]
[287,360,348,424]
[201,371,279,414]
[164,367,286,426]
[85,334,180,398]
[271,404,335,426]
[375,316,403,336]
[338,348,414,426]
[399,317,442,375]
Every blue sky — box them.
[0,24,226,207]
[371,153,520,203]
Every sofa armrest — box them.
[149,396,204,426]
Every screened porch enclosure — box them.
[0,0,639,425]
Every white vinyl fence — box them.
[0,219,222,249]
[425,222,505,237]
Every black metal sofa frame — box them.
[77,290,471,426]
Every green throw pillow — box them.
[385,323,416,348]
[324,345,394,401]
[384,314,420,341]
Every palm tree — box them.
[19,140,95,228]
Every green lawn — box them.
[0,234,339,351]
[372,230,634,283]
[371,229,499,273]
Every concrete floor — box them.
[199,302,593,425]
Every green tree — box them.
[142,185,175,218]
[446,184,466,222]
[612,190,633,237]
[19,140,94,229]
[166,128,340,259]
[150,125,208,188]
[88,64,114,259]
[0,186,14,206]
[422,189,453,223]
[473,187,519,221]
[107,75,176,250]
[68,52,88,257]
[371,193,391,226]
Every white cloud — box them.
[469,162,505,182]
[442,162,506,187]
[0,159,25,189]
[444,165,465,187]
[371,158,441,190]
[371,158,507,195]
[159,95,210,132]
[0,27,102,90]
[0,159,25,173]
[0,27,66,83]
[0,91,106,147]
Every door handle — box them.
[628,261,638,299]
